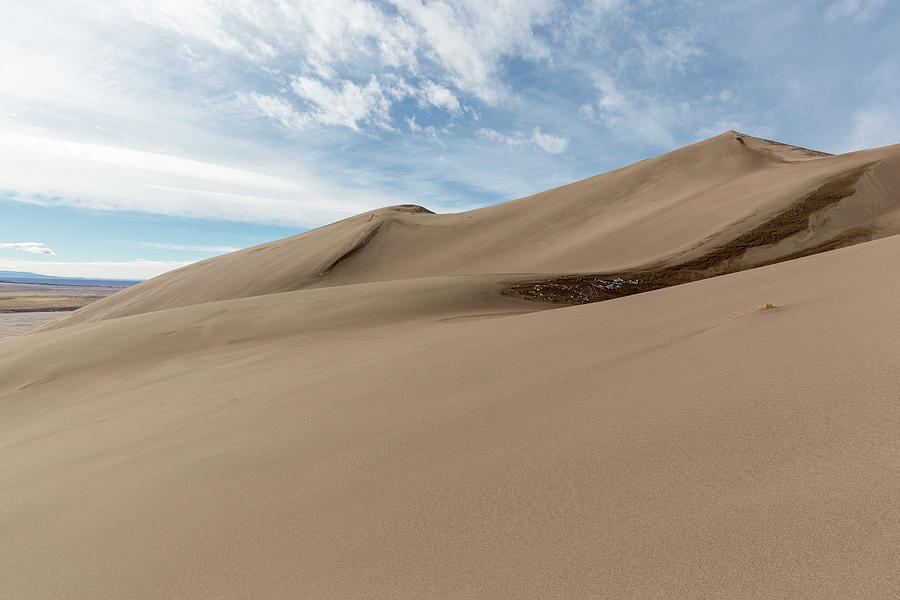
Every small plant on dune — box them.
[729,302,777,320]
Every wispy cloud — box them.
[419,81,461,112]
[290,75,394,132]
[531,127,569,154]
[244,93,309,133]
[141,242,240,253]
[581,72,682,148]
[846,107,900,151]
[0,259,190,280]
[0,132,377,226]
[0,242,55,256]
[477,127,569,154]
[389,0,556,103]
[825,0,886,22]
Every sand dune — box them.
[2,132,899,598]
[45,131,900,328]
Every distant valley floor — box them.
[0,281,127,315]
[0,311,69,340]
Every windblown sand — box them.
[2,132,898,599]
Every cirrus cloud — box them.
[477,127,569,154]
[0,242,55,256]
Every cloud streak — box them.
[477,127,569,154]
[140,242,241,253]
[0,242,55,256]
[0,259,190,280]
[0,132,378,227]
[825,0,886,22]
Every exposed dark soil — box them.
[391,204,435,214]
[506,164,874,305]
[0,307,81,313]
[734,131,833,159]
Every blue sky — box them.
[1,0,898,279]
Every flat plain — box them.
[0,281,125,313]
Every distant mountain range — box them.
[0,271,140,287]
[0,270,66,279]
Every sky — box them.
[1,0,898,279]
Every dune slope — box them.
[2,234,899,599]
[45,132,900,328]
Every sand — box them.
[0,311,70,341]
[2,131,899,598]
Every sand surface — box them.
[0,311,68,340]
[2,132,899,598]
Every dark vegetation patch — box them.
[506,165,874,305]
[0,306,82,313]
[733,131,833,159]
[391,204,435,214]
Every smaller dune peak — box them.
[384,204,435,214]
[723,130,832,161]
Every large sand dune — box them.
[46,131,900,327]
[2,132,899,598]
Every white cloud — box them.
[845,107,900,151]
[420,81,461,112]
[124,0,258,59]
[4,133,287,188]
[140,242,240,253]
[0,259,190,280]
[245,93,309,132]
[291,75,393,131]
[0,242,55,256]
[825,0,886,22]
[636,29,703,75]
[0,131,381,227]
[476,126,568,154]
[121,0,557,107]
[585,71,681,148]
[121,0,555,127]
[587,0,624,11]
[405,116,444,145]
[390,0,556,103]
[476,128,510,143]
[276,0,420,78]
[531,127,568,154]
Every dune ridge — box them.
[44,131,900,330]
